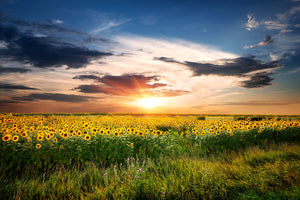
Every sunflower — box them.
[156,130,161,136]
[37,135,43,141]
[36,144,41,149]
[2,134,12,142]
[12,135,19,142]
[77,131,82,136]
[53,138,58,142]
[130,142,134,147]
[62,132,68,139]
[114,132,119,137]
[46,134,51,140]
[84,135,91,141]
[60,145,63,149]
[21,131,28,137]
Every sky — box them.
[0,0,300,114]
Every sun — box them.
[137,97,160,109]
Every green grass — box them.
[1,143,299,200]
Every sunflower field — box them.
[1,113,300,199]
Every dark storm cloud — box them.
[155,55,280,88]
[74,74,166,89]
[155,55,280,77]
[13,93,95,102]
[73,74,189,97]
[10,19,85,35]
[241,72,274,88]
[0,66,31,74]
[0,83,39,90]
[0,100,19,104]
[0,18,112,69]
[184,56,280,77]
[100,74,164,89]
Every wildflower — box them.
[36,144,41,149]
[104,173,106,176]
[139,168,143,172]
[130,143,134,147]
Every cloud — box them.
[157,55,280,77]
[262,20,289,32]
[0,21,113,69]
[244,34,274,49]
[74,74,173,96]
[13,93,95,102]
[73,74,102,82]
[91,19,131,34]
[240,72,274,88]
[156,55,280,88]
[246,6,300,33]
[74,84,189,97]
[10,19,84,35]
[0,41,8,49]
[0,66,31,74]
[269,34,300,60]
[74,74,165,88]
[50,19,64,24]
[246,14,259,31]
[0,83,39,90]
[153,57,180,64]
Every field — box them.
[1,113,300,199]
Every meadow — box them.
[0,113,299,199]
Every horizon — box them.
[1,0,300,114]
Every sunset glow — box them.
[0,0,299,114]
[136,97,161,109]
